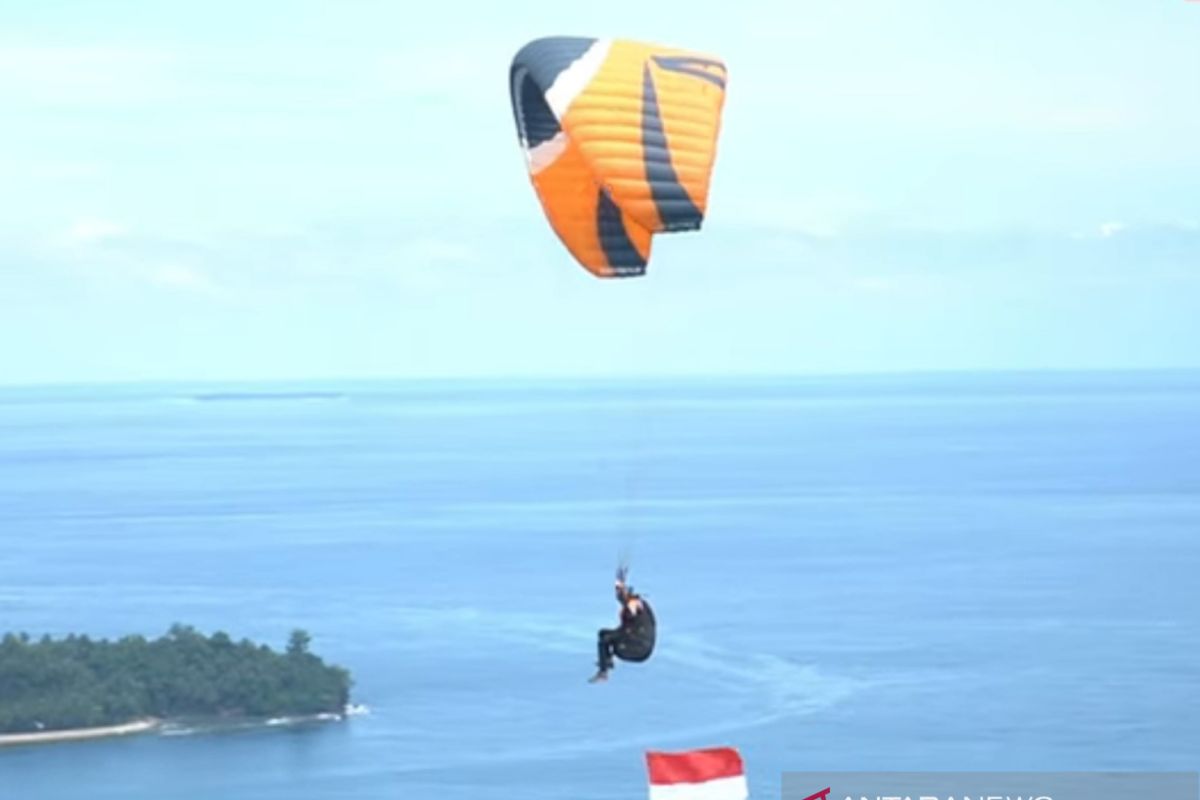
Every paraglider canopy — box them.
[509,36,729,278]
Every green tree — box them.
[286,630,311,658]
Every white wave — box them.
[154,711,346,739]
[158,723,197,737]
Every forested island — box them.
[0,624,353,739]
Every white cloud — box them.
[369,237,483,294]
[399,238,476,266]
[1070,221,1130,241]
[851,276,895,293]
[148,263,215,293]
[711,195,857,238]
[0,160,105,182]
[34,221,227,298]
[0,45,176,105]
[369,44,508,104]
[65,217,127,245]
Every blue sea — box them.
[1,371,1198,799]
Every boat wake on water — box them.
[371,606,867,772]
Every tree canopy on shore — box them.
[0,624,352,735]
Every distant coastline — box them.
[0,718,161,747]
[0,702,370,749]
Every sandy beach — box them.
[0,718,160,747]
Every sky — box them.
[1,0,1198,385]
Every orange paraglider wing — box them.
[509,36,728,277]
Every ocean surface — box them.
[1,371,1198,799]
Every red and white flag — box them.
[645,746,749,800]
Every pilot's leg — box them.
[592,628,620,680]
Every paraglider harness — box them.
[596,566,656,673]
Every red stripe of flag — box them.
[645,747,745,785]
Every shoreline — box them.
[0,718,161,747]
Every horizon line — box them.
[3,364,1200,392]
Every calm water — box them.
[1,371,1198,799]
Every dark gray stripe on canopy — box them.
[650,54,727,89]
[512,36,597,88]
[596,188,647,276]
[510,70,560,148]
[509,37,596,148]
[641,64,704,232]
